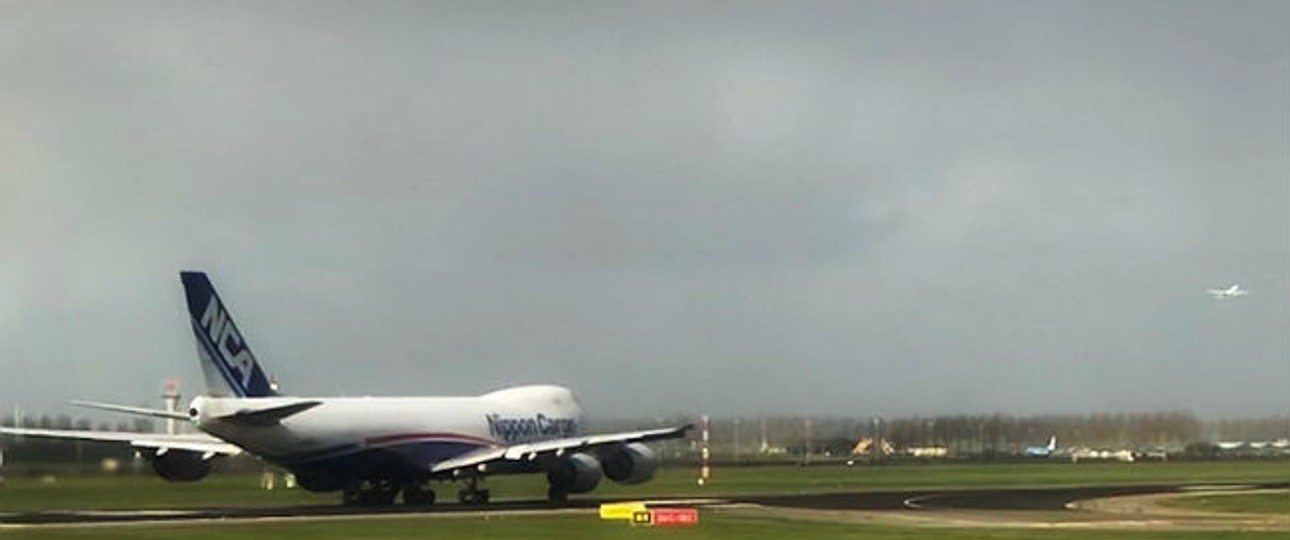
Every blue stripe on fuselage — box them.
[268,440,496,482]
[270,439,484,467]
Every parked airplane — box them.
[1206,284,1248,300]
[1023,436,1057,458]
[0,272,689,506]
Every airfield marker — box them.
[650,508,699,526]
[599,501,647,521]
[698,415,710,486]
[616,505,699,527]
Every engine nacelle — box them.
[546,452,601,494]
[601,443,658,485]
[149,450,213,482]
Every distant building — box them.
[1215,439,1290,457]
[906,446,949,458]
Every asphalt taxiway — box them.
[750,482,1287,511]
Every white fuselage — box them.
[189,385,584,470]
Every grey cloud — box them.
[1,1,1286,419]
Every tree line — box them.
[6,410,1288,457]
[1,413,154,434]
[602,411,1289,459]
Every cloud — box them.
[0,1,1286,418]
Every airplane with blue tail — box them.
[1,272,689,506]
[1023,436,1058,458]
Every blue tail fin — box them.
[180,272,279,398]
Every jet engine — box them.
[149,450,213,482]
[546,452,601,494]
[601,443,658,485]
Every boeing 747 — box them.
[1,272,689,506]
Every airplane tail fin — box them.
[180,272,280,398]
[1047,436,1057,452]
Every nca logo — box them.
[200,296,257,389]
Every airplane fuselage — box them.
[192,384,583,486]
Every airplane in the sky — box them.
[1206,284,1248,300]
[1023,436,1057,458]
[0,272,689,506]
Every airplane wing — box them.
[430,424,690,475]
[0,427,242,456]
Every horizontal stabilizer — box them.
[72,400,191,421]
[216,400,322,426]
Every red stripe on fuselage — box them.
[363,432,499,448]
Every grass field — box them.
[1161,490,1290,514]
[2,509,1288,540]
[2,462,1287,539]
[2,460,1287,512]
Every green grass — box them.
[1,461,1285,513]
[593,461,1290,497]
[2,463,1287,539]
[1161,491,1290,515]
[0,473,334,512]
[0,510,1284,540]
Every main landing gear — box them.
[402,483,436,506]
[341,480,436,506]
[457,476,490,504]
[546,486,569,505]
[342,480,398,506]
[338,478,495,507]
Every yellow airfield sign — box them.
[599,501,648,521]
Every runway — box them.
[3,482,1282,526]
[750,482,1286,511]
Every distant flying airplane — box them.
[1206,284,1248,300]
[0,272,689,506]
[1023,436,1057,458]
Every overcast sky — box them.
[1,1,1287,420]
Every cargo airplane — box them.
[1206,284,1247,300]
[0,272,689,506]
